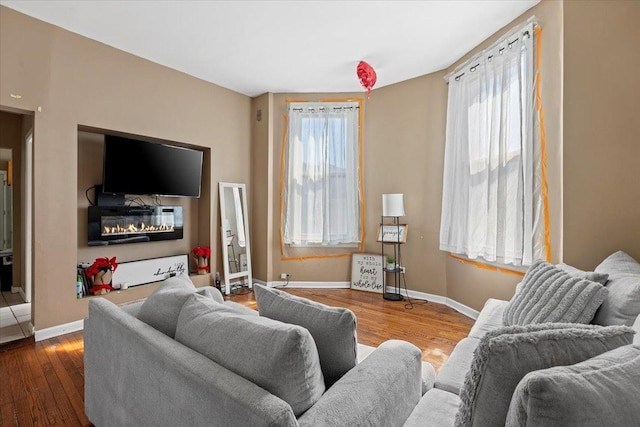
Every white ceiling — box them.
[1,0,540,97]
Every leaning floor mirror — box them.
[218,182,253,295]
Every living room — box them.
[0,0,639,425]
[0,0,635,337]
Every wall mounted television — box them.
[102,135,203,198]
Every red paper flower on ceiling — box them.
[357,61,377,99]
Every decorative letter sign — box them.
[351,253,383,293]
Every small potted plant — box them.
[386,257,396,271]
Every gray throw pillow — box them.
[556,263,609,285]
[506,344,640,427]
[175,293,325,416]
[254,284,357,386]
[503,260,608,326]
[593,251,640,326]
[454,323,634,427]
[137,275,215,337]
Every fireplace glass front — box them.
[88,206,183,246]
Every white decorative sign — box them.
[351,253,384,293]
[111,254,189,289]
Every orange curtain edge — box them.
[448,254,526,277]
[535,26,552,262]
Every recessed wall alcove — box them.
[76,126,213,292]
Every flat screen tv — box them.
[102,135,203,198]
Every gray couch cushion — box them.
[435,337,480,394]
[175,293,325,416]
[503,260,608,326]
[454,323,634,427]
[137,275,208,337]
[403,388,459,427]
[593,251,640,326]
[254,284,357,386]
[556,262,609,284]
[468,298,507,339]
[506,344,640,427]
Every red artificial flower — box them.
[191,246,211,258]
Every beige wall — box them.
[254,0,563,310]
[254,76,448,294]
[0,7,251,330]
[250,93,274,282]
[562,0,640,269]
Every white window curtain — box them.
[283,101,361,246]
[440,21,540,266]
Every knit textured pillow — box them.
[454,323,634,427]
[506,344,640,427]
[503,260,608,326]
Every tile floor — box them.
[0,291,32,344]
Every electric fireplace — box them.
[88,206,183,246]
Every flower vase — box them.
[90,268,114,295]
[196,256,209,275]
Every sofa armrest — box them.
[298,340,423,427]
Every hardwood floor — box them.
[0,288,473,426]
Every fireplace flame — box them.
[102,222,175,236]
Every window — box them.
[282,101,362,247]
[440,21,547,267]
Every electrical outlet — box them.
[400,266,406,273]
[280,273,289,279]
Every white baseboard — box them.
[32,282,478,342]
[387,287,479,320]
[35,319,84,342]
[277,281,350,289]
[260,280,479,320]
[254,279,350,289]
[445,297,480,320]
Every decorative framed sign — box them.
[376,224,408,243]
[350,253,384,293]
[111,254,189,289]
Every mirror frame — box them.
[218,182,252,295]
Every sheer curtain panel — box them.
[440,21,541,266]
[283,102,361,246]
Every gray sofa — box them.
[84,278,425,427]
[404,251,640,427]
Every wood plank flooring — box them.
[0,288,473,426]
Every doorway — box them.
[0,109,33,344]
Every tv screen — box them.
[102,135,203,198]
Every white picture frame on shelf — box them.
[376,224,408,243]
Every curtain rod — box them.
[290,106,359,112]
[444,15,538,82]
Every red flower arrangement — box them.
[191,246,211,259]
[191,246,211,274]
[86,256,118,294]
